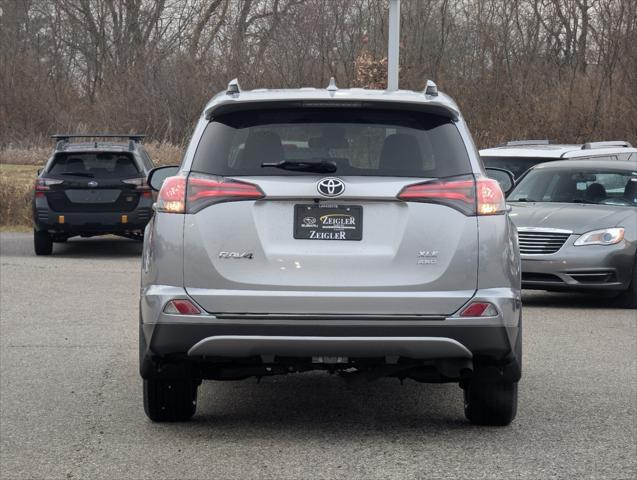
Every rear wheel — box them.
[33,229,53,255]
[143,378,198,422]
[464,379,518,426]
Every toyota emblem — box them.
[88,180,99,188]
[317,178,345,197]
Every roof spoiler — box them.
[51,134,146,151]
[497,140,550,147]
[581,141,632,150]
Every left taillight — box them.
[35,178,63,191]
[155,175,187,213]
[155,173,264,214]
[396,175,506,216]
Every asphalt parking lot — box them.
[0,232,635,480]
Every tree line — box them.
[1,0,635,148]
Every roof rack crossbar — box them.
[581,141,632,150]
[51,134,145,140]
[497,139,550,147]
[51,134,145,150]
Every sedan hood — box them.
[508,202,634,234]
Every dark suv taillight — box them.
[397,175,506,216]
[155,174,264,214]
[122,177,152,197]
[34,178,63,197]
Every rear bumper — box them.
[140,286,521,368]
[33,199,153,233]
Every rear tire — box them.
[143,378,198,422]
[33,229,53,255]
[464,380,518,426]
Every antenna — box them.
[226,78,241,96]
[424,80,438,97]
[327,77,338,92]
[387,0,401,91]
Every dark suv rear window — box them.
[48,153,140,178]
[192,108,471,177]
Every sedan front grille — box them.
[517,229,571,255]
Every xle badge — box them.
[417,250,438,265]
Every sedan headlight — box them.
[574,227,625,246]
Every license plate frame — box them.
[294,204,363,241]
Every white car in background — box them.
[480,140,637,180]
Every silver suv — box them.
[140,80,522,425]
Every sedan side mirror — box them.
[485,167,515,195]
[147,165,180,191]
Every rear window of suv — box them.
[192,108,471,177]
[48,152,140,178]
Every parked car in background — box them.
[139,79,522,426]
[33,134,155,255]
[480,140,637,179]
[507,159,637,307]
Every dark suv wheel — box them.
[33,229,53,255]
[143,378,198,422]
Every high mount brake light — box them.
[397,176,506,216]
[155,174,264,214]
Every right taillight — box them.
[155,173,264,214]
[475,178,507,215]
[397,175,476,215]
[397,175,506,216]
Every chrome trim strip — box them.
[517,227,573,234]
[187,335,473,359]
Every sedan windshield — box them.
[509,167,637,206]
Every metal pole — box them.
[387,0,400,91]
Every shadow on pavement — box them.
[52,236,143,258]
[521,289,629,310]
[169,375,482,434]
[0,232,142,259]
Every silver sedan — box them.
[507,159,637,307]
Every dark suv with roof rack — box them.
[32,134,155,255]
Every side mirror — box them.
[147,165,179,191]
[485,167,515,195]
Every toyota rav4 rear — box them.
[140,80,522,425]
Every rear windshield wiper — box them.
[60,172,95,178]
[261,160,337,173]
